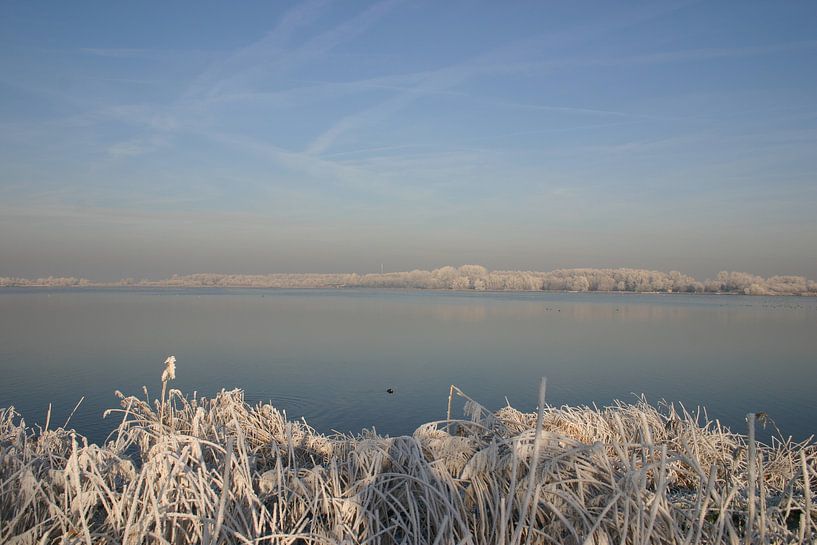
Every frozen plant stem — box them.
[746,412,756,545]
[512,376,546,545]
[159,355,176,428]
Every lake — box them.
[1,288,815,444]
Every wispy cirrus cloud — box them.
[184,0,404,100]
[591,39,817,66]
[106,135,171,158]
[78,47,159,59]
[302,2,700,155]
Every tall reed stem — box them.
[511,377,546,545]
[746,412,756,545]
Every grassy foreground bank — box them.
[1,375,815,544]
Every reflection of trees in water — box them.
[428,303,488,322]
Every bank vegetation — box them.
[1,367,815,544]
[2,266,816,295]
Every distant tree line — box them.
[2,266,816,295]
[0,276,93,288]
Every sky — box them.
[1,1,816,281]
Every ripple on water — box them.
[244,392,314,414]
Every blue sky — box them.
[1,1,816,280]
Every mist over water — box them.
[1,288,815,444]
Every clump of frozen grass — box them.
[1,367,815,544]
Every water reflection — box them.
[0,288,815,444]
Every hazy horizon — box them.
[4,263,817,284]
[2,1,816,280]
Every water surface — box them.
[1,288,815,443]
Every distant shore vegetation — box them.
[2,266,816,295]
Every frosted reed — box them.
[1,370,815,544]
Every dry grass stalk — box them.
[1,371,815,544]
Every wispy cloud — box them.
[195,128,449,202]
[106,136,170,158]
[303,3,697,155]
[592,39,817,66]
[107,140,151,158]
[185,0,403,100]
[79,47,159,59]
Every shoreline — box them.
[2,284,815,296]
[3,266,815,296]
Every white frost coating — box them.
[1,380,816,543]
[161,355,176,382]
[2,266,816,295]
[258,470,276,495]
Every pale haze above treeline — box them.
[2,266,816,296]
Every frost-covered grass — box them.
[1,377,815,544]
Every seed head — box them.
[162,355,176,383]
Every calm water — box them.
[1,288,815,444]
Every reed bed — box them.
[1,368,815,544]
